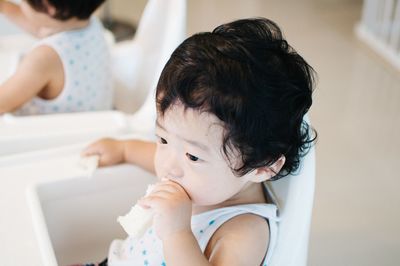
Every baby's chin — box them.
[190,196,226,208]
[191,200,228,215]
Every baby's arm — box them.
[0,1,42,37]
[140,179,269,266]
[163,231,211,266]
[162,214,270,266]
[0,46,57,114]
[82,138,157,174]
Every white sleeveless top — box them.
[108,203,278,266]
[14,17,113,116]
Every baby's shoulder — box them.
[205,213,269,265]
[24,45,60,68]
[212,213,269,243]
[17,45,61,79]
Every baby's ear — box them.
[251,156,286,182]
[47,5,56,17]
[43,0,57,17]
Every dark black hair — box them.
[26,0,105,21]
[156,18,317,180]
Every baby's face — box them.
[154,104,254,207]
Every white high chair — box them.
[115,0,187,136]
[0,142,157,266]
[0,111,130,156]
[112,0,187,114]
[267,130,316,266]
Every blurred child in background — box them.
[0,0,113,115]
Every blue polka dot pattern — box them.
[107,205,277,266]
[198,219,217,235]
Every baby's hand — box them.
[81,138,125,167]
[138,180,192,240]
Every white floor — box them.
[2,0,400,265]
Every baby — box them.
[0,0,112,115]
[82,17,317,266]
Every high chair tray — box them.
[27,164,156,266]
[0,111,129,156]
[0,141,156,265]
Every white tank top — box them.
[108,203,278,266]
[14,17,113,116]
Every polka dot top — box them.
[14,17,113,116]
[108,203,278,266]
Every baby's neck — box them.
[38,18,90,38]
[192,182,267,215]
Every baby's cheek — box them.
[153,148,164,178]
[186,186,221,206]
[154,164,162,179]
[177,182,201,204]
[183,173,219,205]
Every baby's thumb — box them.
[80,144,101,158]
[81,150,109,167]
[137,197,152,209]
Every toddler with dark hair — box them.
[0,0,112,115]
[82,17,317,266]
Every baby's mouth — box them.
[160,176,192,200]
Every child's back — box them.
[0,0,112,115]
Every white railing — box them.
[355,0,400,70]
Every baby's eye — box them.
[186,153,199,162]
[158,137,167,144]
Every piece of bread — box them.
[78,155,99,178]
[117,185,154,238]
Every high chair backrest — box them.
[267,120,316,266]
[112,0,187,114]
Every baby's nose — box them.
[162,153,183,177]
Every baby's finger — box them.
[81,143,101,157]
[159,179,189,196]
[81,151,109,167]
[145,190,173,200]
[138,195,166,209]
[150,182,180,195]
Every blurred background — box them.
[1,0,400,265]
